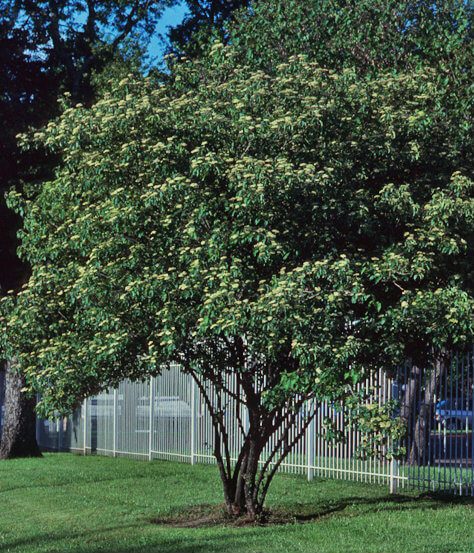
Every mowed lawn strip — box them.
[0,453,472,553]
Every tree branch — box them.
[258,408,315,508]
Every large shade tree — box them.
[0,0,176,459]
[168,0,249,57]
[1,1,473,514]
[0,14,58,458]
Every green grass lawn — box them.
[0,453,472,553]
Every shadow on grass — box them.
[150,493,456,528]
[0,473,154,495]
[2,492,471,553]
[0,523,144,553]
[287,491,473,523]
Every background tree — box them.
[6,0,177,102]
[0,0,175,459]
[228,0,473,73]
[168,0,249,57]
[0,12,58,458]
[0,27,48,289]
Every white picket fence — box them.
[37,362,474,495]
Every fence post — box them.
[390,458,399,494]
[307,400,315,481]
[83,398,87,455]
[35,393,40,447]
[148,375,155,461]
[190,377,196,465]
[388,375,399,494]
[113,388,118,457]
[35,416,40,447]
[57,417,62,451]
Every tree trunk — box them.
[0,360,41,459]
[215,405,312,520]
[400,364,421,427]
[190,360,312,521]
[218,433,266,519]
[408,355,447,466]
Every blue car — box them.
[434,398,473,431]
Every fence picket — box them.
[31,353,474,497]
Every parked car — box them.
[434,398,473,430]
[89,394,123,418]
[136,396,192,420]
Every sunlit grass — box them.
[0,453,472,553]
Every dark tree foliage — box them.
[1,0,174,288]
[168,0,249,57]
[0,19,54,459]
[4,0,176,102]
[0,0,175,459]
[229,0,473,73]
[0,20,55,295]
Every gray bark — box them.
[0,360,41,459]
[408,355,448,466]
[400,364,422,428]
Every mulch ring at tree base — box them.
[149,502,346,528]
[151,504,266,528]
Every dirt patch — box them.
[150,503,329,528]
[151,504,239,528]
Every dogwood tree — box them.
[1,32,473,516]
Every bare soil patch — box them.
[151,504,267,528]
[150,503,333,528]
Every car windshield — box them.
[437,398,473,410]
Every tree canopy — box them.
[168,0,249,57]
[228,0,473,72]
[1,0,473,515]
[2,0,176,102]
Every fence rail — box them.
[34,350,474,496]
